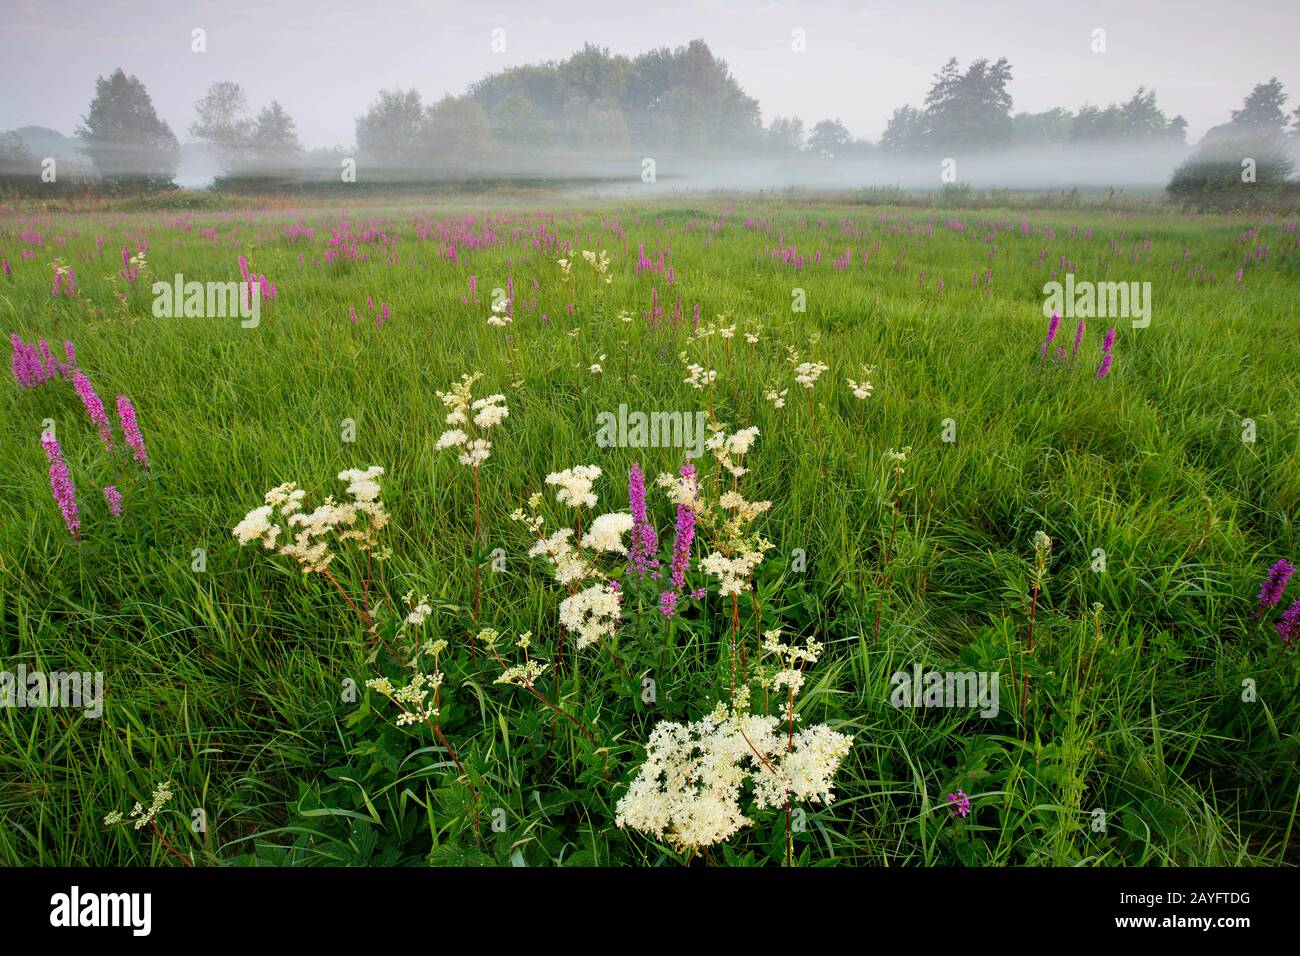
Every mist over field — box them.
[3,0,1298,199]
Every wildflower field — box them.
[2,198,1297,867]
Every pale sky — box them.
[1,0,1296,147]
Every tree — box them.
[1072,88,1184,143]
[248,102,302,170]
[766,116,804,154]
[76,69,180,190]
[490,90,557,149]
[1168,79,1296,208]
[807,119,852,159]
[1013,109,1075,146]
[191,81,254,172]
[355,89,425,168]
[423,95,493,169]
[920,57,1015,151]
[1231,78,1288,132]
[880,105,926,152]
[0,131,38,193]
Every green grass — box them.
[1,199,1297,866]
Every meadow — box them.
[1,196,1297,866]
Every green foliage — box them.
[1,198,1297,867]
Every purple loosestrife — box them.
[10,334,40,387]
[659,462,698,616]
[1040,312,1060,355]
[116,395,149,467]
[658,590,677,617]
[627,464,660,578]
[1095,326,1116,379]
[1255,559,1294,617]
[1072,319,1086,358]
[41,434,79,537]
[947,790,972,818]
[1277,599,1300,647]
[71,370,114,450]
[104,485,123,517]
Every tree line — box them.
[2,42,1298,198]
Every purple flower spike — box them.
[1256,560,1294,616]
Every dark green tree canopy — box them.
[76,68,179,190]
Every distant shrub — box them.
[1167,128,1298,211]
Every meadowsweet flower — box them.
[41,433,79,537]
[546,465,602,510]
[684,363,717,390]
[1032,530,1052,588]
[435,429,467,450]
[1255,559,1294,616]
[107,780,175,831]
[794,361,828,388]
[115,395,148,466]
[104,485,122,517]
[528,527,590,585]
[559,582,622,650]
[847,364,877,400]
[765,387,788,409]
[234,467,387,572]
[496,658,549,687]
[700,550,766,597]
[615,703,853,852]
[884,446,912,470]
[581,511,634,554]
[404,591,433,626]
[457,438,490,466]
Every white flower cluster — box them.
[527,528,590,586]
[653,470,699,511]
[1032,530,1053,586]
[615,703,853,851]
[706,424,761,478]
[435,372,509,467]
[884,445,912,468]
[545,464,602,510]
[847,364,878,401]
[558,582,622,651]
[487,298,512,326]
[403,590,432,626]
[232,467,389,574]
[794,361,829,389]
[700,548,769,597]
[683,363,717,390]
[104,780,175,830]
[493,630,549,687]
[581,248,612,282]
[367,670,443,726]
[581,511,634,555]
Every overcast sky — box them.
[2,0,1296,147]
